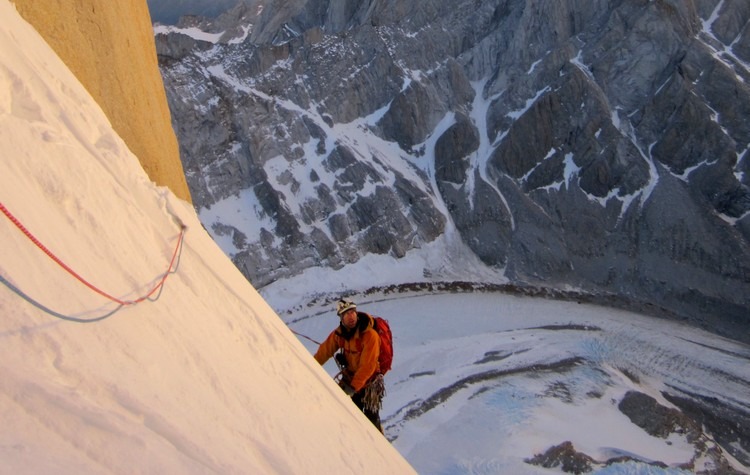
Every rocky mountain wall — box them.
[156,0,750,342]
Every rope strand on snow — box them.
[0,273,124,323]
[0,200,186,322]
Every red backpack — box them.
[372,317,393,375]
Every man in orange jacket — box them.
[314,298,384,432]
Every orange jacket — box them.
[314,312,380,392]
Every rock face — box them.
[14,0,192,203]
[156,0,750,342]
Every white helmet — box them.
[336,298,356,316]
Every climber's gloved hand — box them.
[341,383,355,397]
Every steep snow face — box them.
[0,2,414,473]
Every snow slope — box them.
[0,1,413,473]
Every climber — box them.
[314,298,388,433]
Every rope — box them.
[1,201,185,306]
[289,328,321,345]
[0,273,124,323]
[0,200,186,322]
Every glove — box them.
[341,383,355,397]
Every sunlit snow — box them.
[0,3,412,473]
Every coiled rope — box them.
[0,201,186,322]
